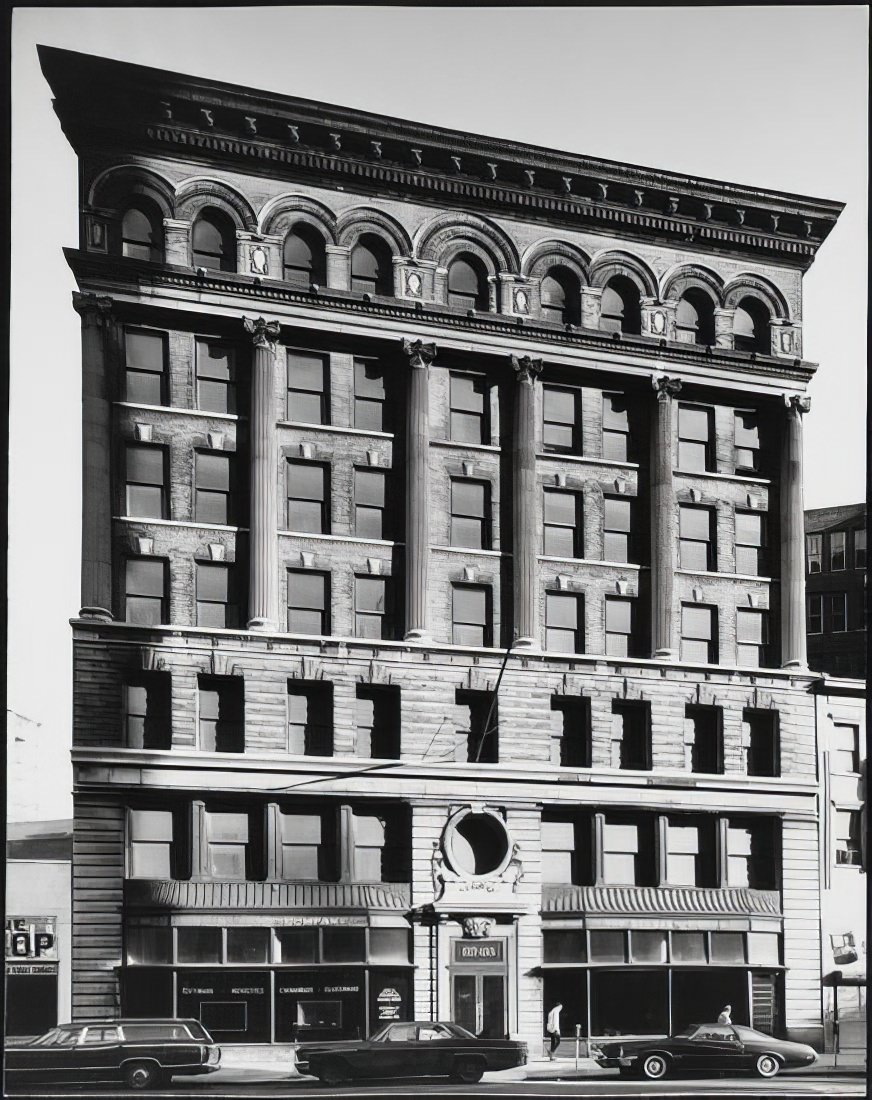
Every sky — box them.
[7,6,868,821]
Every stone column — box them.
[780,394,811,669]
[73,292,115,621]
[162,218,190,266]
[714,307,736,350]
[243,316,282,632]
[580,285,604,329]
[402,339,437,641]
[325,245,351,291]
[511,355,543,649]
[650,375,682,659]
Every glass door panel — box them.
[453,974,477,1034]
[481,974,506,1038]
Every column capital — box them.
[783,393,811,416]
[402,338,437,368]
[510,355,543,383]
[243,316,281,348]
[72,291,113,327]
[652,374,682,401]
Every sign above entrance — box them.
[277,915,368,928]
[454,939,505,964]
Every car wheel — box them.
[124,1061,160,1090]
[318,1058,347,1086]
[640,1053,668,1080]
[453,1057,485,1084]
[755,1053,780,1078]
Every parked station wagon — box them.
[4,1018,221,1090]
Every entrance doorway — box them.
[452,972,506,1039]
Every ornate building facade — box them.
[41,46,844,1049]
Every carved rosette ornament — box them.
[243,316,281,347]
[462,917,495,939]
[510,354,543,385]
[402,338,437,369]
[72,291,113,328]
[652,374,682,401]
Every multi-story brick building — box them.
[41,45,845,1051]
[805,504,867,679]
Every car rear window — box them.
[184,1021,211,1041]
[122,1024,192,1041]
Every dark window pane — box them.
[126,559,165,597]
[322,929,366,963]
[226,928,270,965]
[177,927,222,964]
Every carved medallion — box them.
[405,270,423,298]
[249,246,268,276]
[513,288,529,315]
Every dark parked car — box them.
[295,1020,528,1084]
[4,1018,221,1090]
[591,1022,818,1080]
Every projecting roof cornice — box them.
[40,46,843,271]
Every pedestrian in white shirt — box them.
[546,1003,563,1060]
[718,1005,732,1024]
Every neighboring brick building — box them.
[805,504,867,679]
[41,46,845,1050]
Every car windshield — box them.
[370,1022,477,1042]
[732,1025,766,1041]
[673,1026,699,1038]
[185,1020,211,1041]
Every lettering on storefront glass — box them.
[324,986,359,993]
[377,986,402,1020]
[231,987,264,995]
[182,987,214,995]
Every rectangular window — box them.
[287,570,329,635]
[831,724,860,774]
[353,808,409,883]
[287,349,328,424]
[369,928,410,964]
[354,468,387,540]
[354,358,388,432]
[602,816,653,886]
[125,558,167,625]
[678,405,714,472]
[322,928,366,963]
[710,932,745,964]
[835,809,863,866]
[196,563,240,629]
[734,411,760,472]
[226,928,270,965]
[665,817,714,888]
[680,604,717,664]
[735,510,766,575]
[124,673,171,750]
[286,460,329,533]
[204,810,251,880]
[808,594,823,634]
[806,533,822,574]
[830,531,846,571]
[355,684,401,759]
[542,386,580,454]
[744,709,780,777]
[631,931,667,964]
[603,496,633,563]
[126,926,173,965]
[451,479,491,549]
[605,596,637,657]
[196,339,237,414]
[687,705,723,773]
[125,329,167,405]
[177,927,222,965]
[679,505,715,571]
[126,444,167,518]
[449,373,488,444]
[726,818,775,889]
[545,592,583,654]
[612,700,651,771]
[195,451,234,525]
[543,489,582,557]
[198,676,244,753]
[737,608,769,667]
[671,932,707,963]
[354,575,395,640]
[542,929,587,964]
[855,528,866,568]
[128,808,175,879]
[279,807,335,881]
[550,696,591,768]
[588,930,627,963]
[452,584,491,647]
[457,688,497,763]
[829,592,847,633]
[541,816,591,885]
[602,394,630,462]
[287,681,333,756]
[274,928,318,965]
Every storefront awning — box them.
[542,885,781,919]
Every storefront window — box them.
[322,928,366,963]
[275,970,366,1043]
[126,926,172,965]
[631,931,667,963]
[591,970,668,1035]
[177,927,222,964]
[543,929,586,964]
[275,928,318,964]
[710,932,745,964]
[226,927,271,964]
[589,931,626,963]
[177,968,270,1043]
[747,932,780,965]
[670,932,707,963]
[368,929,410,964]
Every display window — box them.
[177,969,271,1043]
[274,969,366,1043]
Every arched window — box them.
[121,205,162,262]
[283,223,327,287]
[676,289,716,346]
[447,253,489,311]
[540,266,580,326]
[600,276,641,335]
[351,234,393,296]
[733,296,771,354]
[192,208,236,272]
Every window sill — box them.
[537,453,639,471]
[431,439,501,453]
[115,516,246,532]
[278,421,393,440]
[674,469,771,485]
[541,556,642,570]
[278,531,401,547]
[675,568,771,583]
[437,545,504,557]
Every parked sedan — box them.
[591,1022,818,1080]
[4,1018,221,1090]
[295,1020,528,1084]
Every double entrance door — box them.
[451,971,506,1039]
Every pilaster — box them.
[780,394,810,669]
[650,375,682,658]
[402,338,437,641]
[511,355,543,648]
